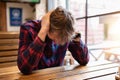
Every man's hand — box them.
[38,11,53,42]
[41,11,52,34]
[72,32,81,42]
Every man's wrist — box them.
[72,38,80,42]
[38,30,47,42]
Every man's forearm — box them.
[38,30,47,42]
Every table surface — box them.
[0,60,119,80]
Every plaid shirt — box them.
[17,20,89,74]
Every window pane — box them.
[100,14,120,41]
[88,0,120,16]
[87,14,120,45]
[87,17,104,45]
[75,19,85,42]
[68,0,86,18]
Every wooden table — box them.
[0,60,119,80]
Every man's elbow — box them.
[79,59,89,66]
[81,61,89,66]
[18,65,32,75]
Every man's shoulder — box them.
[23,20,40,26]
[21,20,41,30]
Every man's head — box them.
[48,6,75,45]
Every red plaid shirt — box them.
[17,20,89,74]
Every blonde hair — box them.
[50,6,75,44]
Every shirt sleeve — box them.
[68,39,89,65]
[17,24,46,74]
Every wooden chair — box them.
[0,32,19,68]
[104,48,120,61]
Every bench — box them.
[0,32,19,68]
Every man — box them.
[17,6,89,74]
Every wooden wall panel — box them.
[0,2,7,31]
